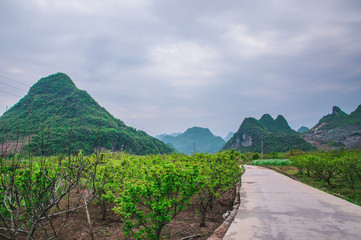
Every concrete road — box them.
[223,165,361,240]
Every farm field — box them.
[0,151,243,240]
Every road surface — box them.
[223,165,361,240]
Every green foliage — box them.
[0,151,244,239]
[276,150,361,205]
[196,150,243,227]
[0,73,173,156]
[290,150,361,187]
[337,152,361,190]
[252,153,260,160]
[107,151,243,239]
[222,115,314,153]
[251,159,291,166]
[114,156,201,239]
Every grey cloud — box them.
[1,0,360,137]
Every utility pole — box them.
[193,143,196,155]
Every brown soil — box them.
[55,189,236,240]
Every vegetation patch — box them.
[0,151,244,240]
[270,150,361,205]
[251,159,291,166]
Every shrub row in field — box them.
[251,159,291,166]
[290,151,361,189]
[0,150,243,240]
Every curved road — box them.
[224,165,361,240]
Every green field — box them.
[251,159,291,166]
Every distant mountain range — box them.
[0,73,173,155]
[155,132,181,141]
[302,105,361,149]
[158,127,225,154]
[1,72,359,156]
[223,132,234,142]
[297,126,309,134]
[222,114,314,153]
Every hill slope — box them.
[222,114,314,153]
[223,132,234,142]
[302,105,361,149]
[0,73,173,155]
[297,126,309,134]
[161,127,225,154]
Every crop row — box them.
[251,159,291,166]
[290,151,361,189]
[0,150,243,240]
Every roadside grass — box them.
[270,165,361,206]
[251,159,291,166]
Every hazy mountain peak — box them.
[160,126,225,154]
[297,126,309,133]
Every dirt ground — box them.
[56,189,236,240]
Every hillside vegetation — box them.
[302,105,361,149]
[222,114,314,153]
[0,73,173,156]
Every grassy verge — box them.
[269,165,361,206]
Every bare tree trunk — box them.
[100,199,107,221]
[84,191,94,240]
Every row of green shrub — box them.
[251,159,291,166]
[0,150,243,240]
[290,151,361,189]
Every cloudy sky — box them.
[1,0,360,138]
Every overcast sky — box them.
[1,0,360,138]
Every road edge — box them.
[207,181,242,240]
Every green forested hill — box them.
[222,114,314,153]
[312,105,361,130]
[0,73,173,155]
[312,106,349,130]
[161,127,225,154]
[302,105,361,149]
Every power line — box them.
[0,73,31,87]
[0,81,27,92]
[0,89,22,98]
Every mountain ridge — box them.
[222,114,314,153]
[0,73,173,155]
[160,126,225,154]
[302,105,361,149]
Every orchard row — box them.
[0,150,243,240]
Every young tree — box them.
[197,151,243,227]
[0,152,99,240]
[114,156,202,240]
